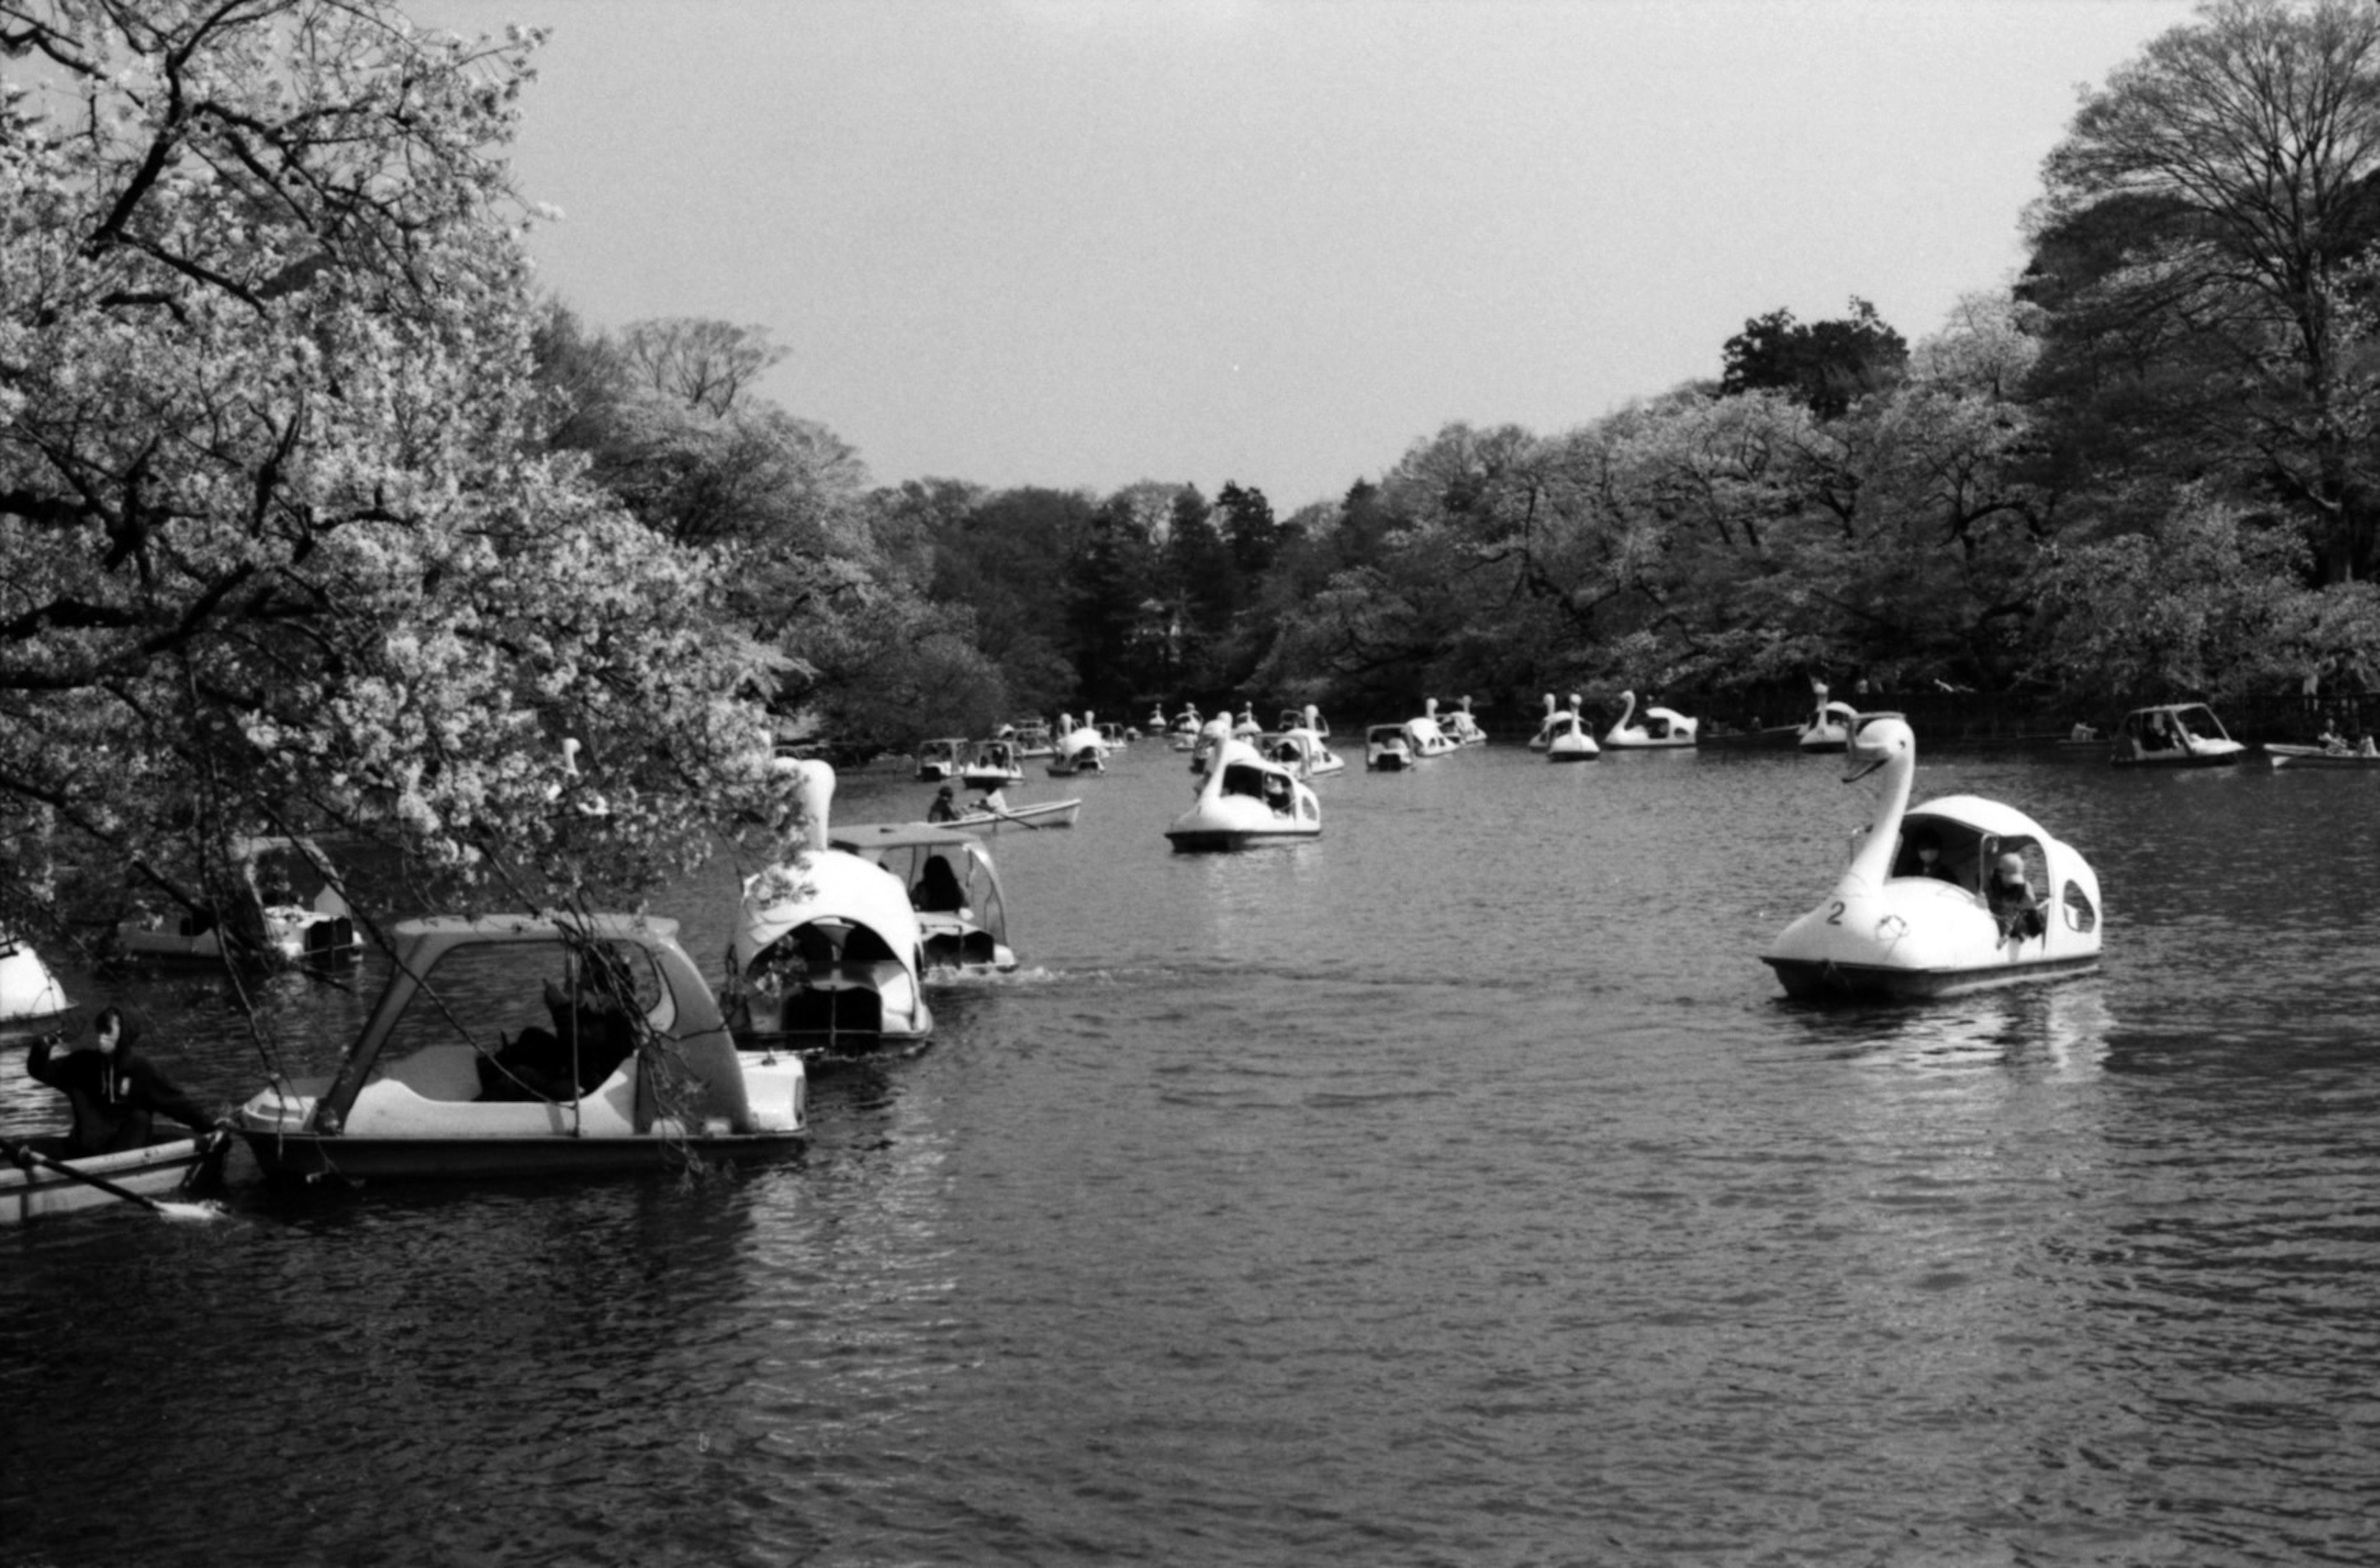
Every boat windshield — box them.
[374,936,669,1093]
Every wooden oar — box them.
[3,1137,226,1222]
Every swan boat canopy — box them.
[915,737,966,782]
[1166,721,1321,851]
[1605,690,1699,749]
[115,834,361,969]
[1545,707,1600,762]
[828,823,1016,978]
[1266,726,1346,778]
[1760,716,2103,1002]
[1403,699,1458,759]
[232,911,809,1180]
[2111,703,2249,768]
[726,761,935,1057]
[961,738,1025,787]
[1365,723,1415,771]
[0,932,71,1027]
[1799,699,1860,754]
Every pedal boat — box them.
[1402,698,1459,759]
[960,738,1025,788]
[1761,716,2103,1002]
[1605,690,1698,749]
[1276,706,1329,739]
[1446,695,1489,746]
[2112,703,2248,768]
[1,932,72,1026]
[1528,693,1559,751]
[2,1131,230,1223]
[915,737,966,782]
[1798,694,1860,754]
[233,912,808,1180]
[1545,702,1600,762]
[829,822,1016,978]
[1166,721,1321,851]
[116,834,361,969]
[1046,714,1108,777]
[1365,723,1415,771]
[1266,710,1346,778]
[727,762,934,1057]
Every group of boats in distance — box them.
[4,682,2369,1213]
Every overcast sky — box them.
[423,0,2197,511]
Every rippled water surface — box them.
[6,739,2379,1566]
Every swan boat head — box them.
[1761,716,2104,1002]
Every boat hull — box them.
[1164,827,1319,853]
[238,1126,804,1182]
[2265,744,2380,769]
[1,1135,226,1223]
[1764,953,2102,1002]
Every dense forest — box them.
[7,0,2380,947]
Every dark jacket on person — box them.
[27,1021,215,1156]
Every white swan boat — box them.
[1169,705,1204,751]
[1266,706,1346,777]
[1232,704,1264,741]
[1605,690,1698,749]
[1799,691,1860,754]
[1006,721,1056,759]
[828,823,1016,978]
[1527,693,1559,751]
[1276,706,1329,738]
[1544,700,1600,762]
[1403,698,1458,759]
[1,933,71,1026]
[1166,720,1321,850]
[2111,703,2249,768]
[1445,695,1489,746]
[915,737,966,782]
[726,761,935,1055]
[1761,716,2103,1001]
[1365,723,1415,771]
[1047,714,1108,776]
[232,910,809,1179]
[115,835,361,968]
[1098,721,1132,750]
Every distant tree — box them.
[1216,481,1280,576]
[1721,299,1908,418]
[2034,0,2380,579]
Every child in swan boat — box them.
[1986,853,2047,942]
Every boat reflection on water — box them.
[1783,980,2115,1077]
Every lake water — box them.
[5,736,2378,1566]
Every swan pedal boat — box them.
[234,912,809,1180]
[1402,700,1459,759]
[2,1131,231,1224]
[915,738,966,782]
[1365,724,1415,771]
[1605,690,1698,749]
[1264,728,1346,778]
[2110,703,2247,768]
[1167,721,1321,850]
[1799,698,1861,754]
[828,822,1017,978]
[115,834,361,969]
[1,932,72,1026]
[1761,716,2103,1002]
[960,739,1025,788]
[1543,708,1600,762]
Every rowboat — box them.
[944,798,1081,832]
[1,1133,229,1224]
[2267,742,2380,769]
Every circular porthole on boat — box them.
[2061,880,2097,934]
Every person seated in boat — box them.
[925,785,958,823]
[1985,853,2047,942]
[2318,723,2348,754]
[914,853,966,914]
[1900,827,1961,885]
[1262,772,1292,813]
[975,784,1009,816]
[24,1005,223,1156]
[482,958,641,1102]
